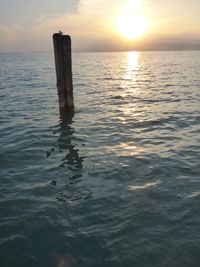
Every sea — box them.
[0,50,200,267]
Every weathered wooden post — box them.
[53,33,74,117]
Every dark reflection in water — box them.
[57,117,84,171]
[50,116,91,203]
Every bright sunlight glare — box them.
[117,14,149,39]
[115,0,149,39]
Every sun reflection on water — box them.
[121,51,140,99]
[120,142,144,157]
[119,51,140,117]
[117,51,146,158]
[124,51,139,81]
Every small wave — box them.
[97,77,122,81]
[109,95,124,100]
[165,84,176,87]
[56,188,92,203]
[0,234,27,246]
[128,180,161,191]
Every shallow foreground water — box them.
[0,51,200,267]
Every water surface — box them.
[0,51,200,267]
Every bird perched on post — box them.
[59,30,64,35]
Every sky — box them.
[0,0,200,52]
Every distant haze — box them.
[0,0,200,52]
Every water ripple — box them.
[0,51,200,267]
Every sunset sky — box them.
[0,0,200,52]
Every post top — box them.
[53,32,71,40]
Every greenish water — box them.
[0,51,200,267]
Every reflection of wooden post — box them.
[53,33,74,116]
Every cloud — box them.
[29,0,126,49]
[0,0,200,52]
[0,0,80,24]
[0,0,82,51]
[33,0,121,35]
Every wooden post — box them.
[53,33,74,116]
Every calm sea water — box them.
[0,51,200,267]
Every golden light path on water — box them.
[119,52,161,191]
[118,52,143,155]
[121,51,140,115]
[125,51,139,81]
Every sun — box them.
[115,1,149,40]
[117,14,149,39]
